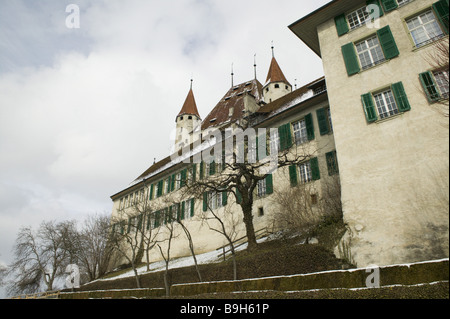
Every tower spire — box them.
[231,63,234,87]
[271,41,275,58]
[254,54,257,80]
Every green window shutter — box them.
[127,218,132,233]
[341,43,360,76]
[326,151,339,176]
[181,169,187,187]
[377,26,399,60]
[361,93,378,123]
[305,113,315,141]
[391,82,411,112]
[419,71,440,102]
[433,0,449,34]
[334,14,349,36]
[367,0,384,17]
[222,149,226,170]
[279,123,293,150]
[289,165,298,187]
[265,174,274,195]
[380,0,398,12]
[154,211,160,228]
[203,192,208,212]
[146,214,151,230]
[316,108,329,135]
[222,191,228,206]
[157,180,163,197]
[180,201,185,220]
[209,161,216,176]
[199,161,204,179]
[137,214,143,230]
[149,184,154,200]
[192,164,197,182]
[236,188,242,204]
[190,198,195,217]
[170,174,175,191]
[310,157,321,181]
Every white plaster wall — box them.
[317,0,449,267]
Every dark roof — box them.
[201,79,264,130]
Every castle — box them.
[110,0,449,268]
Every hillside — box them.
[78,236,348,292]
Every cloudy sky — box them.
[0,0,327,296]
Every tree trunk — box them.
[241,201,257,251]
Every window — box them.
[361,82,411,122]
[299,162,312,183]
[327,108,333,133]
[373,89,399,119]
[347,6,370,30]
[258,207,264,217]
[270,129,280,153]
[183,199,193,220]
[257,178,267,197]
[274,84,280,88]
[207,191,225,210]
[317,107,333,135]
[420,70,449,102]
[326,151,339,176]
[292,119,308,145]
[311,194,318,205]
[434,70,449,99]
[175,172,181,189]
[341,26,399,76]
[397,0,411,6]
[407,10,445,48]
[355,35,386,70]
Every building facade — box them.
[110,57,338,266]
[289,0,449,266]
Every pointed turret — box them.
[263,51,292,103]
[175,82,202,151]
[177,84,201,119]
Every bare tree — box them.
[199,197,240,280]
[68,213,115,282]
[110,210,145,288]
[8,220,75,295]
[271,174,343,239]
[156,207,177,297]
[187,125,314,252]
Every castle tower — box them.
[262,48,292,103]
[175,82,202,151]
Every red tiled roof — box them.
[201,79,264,130]
[265,57,291,86]
[177,89,200,118]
